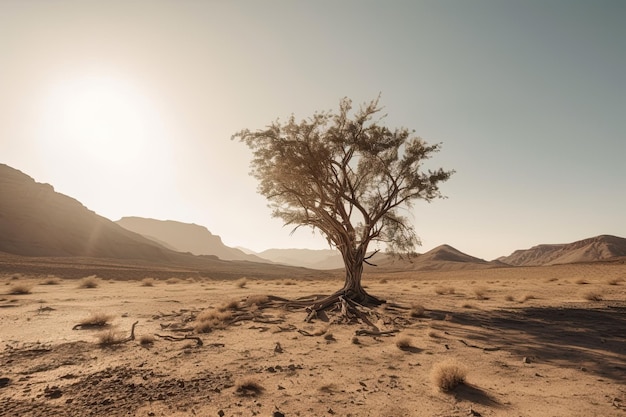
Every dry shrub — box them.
[607,278,623,285]
[244,294,269,307]
[78,275,99,289]
[461,303,476,309]
[351,336,360,345]
[281,279,297,286]
[97,329,124,346]
[194,309,233,333]
[235,278,248,288]
[139,334,155,345]
[504,294,515,302]
[218,299,241,312]
[434,286,455,295]
[431,359,468,391]
[395,335,414,350]
[473,286,488,300]
[575,278,589,285]
[409,303,425,318]
[165,277,180,284]
[7,283,33,295]
[582,290,603,301]
[10,273,21,280]
[41,276,61,285]
[519,294,536,303]
[79,312,114,327]
[235,378,264,396]
[379,278,388,284]
[140,278,156,287]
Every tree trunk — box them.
[339,248,384,306]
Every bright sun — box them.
[39,74,160,166]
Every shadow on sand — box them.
[430,302,626,382]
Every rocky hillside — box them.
[498,235,626,266]
[0,164,170,260]
[116,217,270,263]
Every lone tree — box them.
[234,97,453,315]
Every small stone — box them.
[273,412,285,417]
[522,357,531,364]
[218,410,225,417]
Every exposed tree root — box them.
[154,334,205,346]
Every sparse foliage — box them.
[234,96,453,311]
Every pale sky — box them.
[1,1,624,261]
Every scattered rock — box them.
[522,357,531,364]
[273,411,285,417]
[0,377,10,388]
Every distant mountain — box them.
[0,164,171,260]
[116,217,270,263]
[0,164,323,280]
[257,248,344,270]
[364,244,494,271]
[498,235,626,266]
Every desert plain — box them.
[1,262,625,417]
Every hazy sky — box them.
[1,1,624,260]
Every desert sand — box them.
[1,262,625,417]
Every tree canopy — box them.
[234,96,453,311]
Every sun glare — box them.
[38,74,161,166]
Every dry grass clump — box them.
[434,286,455,295]
[379,278,388,284]
[97,329,124,346]
[244,294,269,307]
[235,378,264,396]
[395,335,414,350]
[194,309,233,333]
[41,276,61,285]
[607,277,623,285]
[7,283,33,295]
[140,278,156,287]
[165,277,180,284]
[431,359,468,392]
[281,279,297,286]
[504,294,515,302]
[78,275,100,289]
[461,303,476,309]
[78,312,114,328]
[139,334,155,346]
[519,294,536,303]
[409,303,425,318]
[582,290,603,301]
[235,278,248,288]
[473,286,488,300]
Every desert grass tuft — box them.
[244,294,269,307]
[194,309,233,333]
[472,286,488,300]
[165,277,180,284]
[431,359,468,392]
[395,335,414,350]
[235,278,248,288]
[139,334,155,346]
[235,378,264,396]
[78,312,114,328]
[41,276,61,285]
[409,303,425,318]
[607,277,623,286]
[504,294,515,302]
[281,279,297,286]
[582,290,603,301]
[7,283,33,295]
[78,275,100,289]
[97,329,124,346]
[518,294,536,303]
[434,286,455,295]
[140,278,156,287]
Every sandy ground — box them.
[1,263,625,417]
